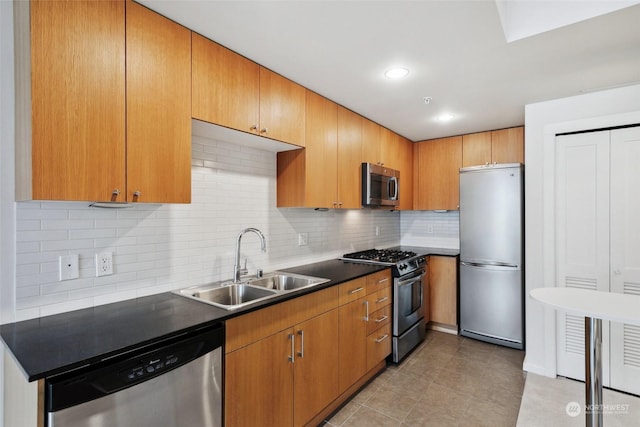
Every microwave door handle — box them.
[389,176,398,200]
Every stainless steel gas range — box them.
[342,248,427,363]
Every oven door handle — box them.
[397,271,425,287]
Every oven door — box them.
[393,269,425,335]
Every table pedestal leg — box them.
[585,316,603,427]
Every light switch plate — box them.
[298,232,308,246]
[59,254,79,281]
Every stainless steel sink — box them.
[174,273,329,310]
[247,272,330,291]
[176,283,278,310]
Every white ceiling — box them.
[138,0,640,142]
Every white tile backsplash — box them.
[14,135,401,320]
[400,210,460,249]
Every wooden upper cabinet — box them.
[462,131,492,167]
[414,136,462,210]
[259,67,306,146]
[304,91,338,208]
[380,127,401,169]
[25,0,126,201]
[191,33,259,133]
[337,107,364,209]
[397,137,414,211]
[191,36,305,147]
[491,126,524,164]
[462,126,524,167]
[362,118,382,165]
[126,1,192,203]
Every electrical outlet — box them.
[375,226,380,236]
[427,225,434,234]
[298,232,308,246]
[96,252,113,277]
[59,254,79,281]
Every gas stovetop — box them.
[342,249,418,264]
[341,248,425,276]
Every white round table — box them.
[530,287,640,427]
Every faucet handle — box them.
[256,269,263,278]
[239,258,248,277]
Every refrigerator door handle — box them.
[461,260,519,269]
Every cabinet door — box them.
[423,258,431,322]
[397,137,414,211]
[304,91,338,208]
[338,299,367,393]
[362,118,381,165]
[294,310,339,427]
[462,132,491,167]
[491,127,524,164]
[191,33,259,133]
[226,330,294,427]
[429,256,458,326]
[126,1,192,203]
[380,127,401,169]
[259,67,306,146]
[414,136,462,210]
[337,106,363,209]
[30,0,125,201]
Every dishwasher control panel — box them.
[125,353,182,381]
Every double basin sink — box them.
[175,272,330,310]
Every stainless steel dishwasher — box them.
[45,323,223,427]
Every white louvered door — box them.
[610,126,640,395]
[555,131,611,383]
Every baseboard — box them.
[429,322,458,335]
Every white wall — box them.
[12,136,401,321]
[524,83,640,377]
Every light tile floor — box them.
[325,329,526,427]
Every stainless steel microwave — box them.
[362,163,399,207]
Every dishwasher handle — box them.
[46,323,224,412]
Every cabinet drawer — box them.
[365,287,391,312]
[367,305,391,336]
[226,286,338,353]
[367,323,392,370]
[338,277,367,306]
[366,270,391,294]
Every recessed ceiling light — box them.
[437,113,455,122]
[384,67,409,79]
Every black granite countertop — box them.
[0,259,388,382]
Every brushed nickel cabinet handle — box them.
[260,127,268,134]
[376,296,389,304]
[349,287,364,295]
[288,333,295,363]
[375,334,389,343]
[376,278,389,284]
[364,301,369,321]
[297,330,304,358]
[375,315,388,323]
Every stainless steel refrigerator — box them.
[459,163,524,350]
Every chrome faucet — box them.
[233,228,267,283]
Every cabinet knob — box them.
[111,189,120,202]
[133,191,141,201]
[260,128,268,134]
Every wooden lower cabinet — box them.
[226,309,339,427]
[429,256,458,327]
[293,311,339,426]
[226,271,392,427]
[338,285,368,394]
[225,330,294,426]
